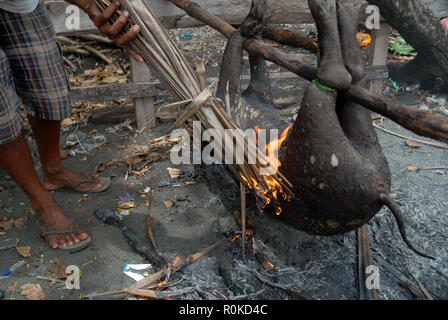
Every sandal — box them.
[40,218,91,252]
[53,174,110,193]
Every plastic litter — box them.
[442,17,448,31]
[182,34,193,39]
[123,263,153,281]
[0,260,25,277]
[118,192,134,201]
[0,238,18,251]
[69,135,107,156]
[389,37,417,56]
[118,209,131,217]
[65,131,87,147]
[356,32,371,47]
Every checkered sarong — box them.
[0,0,71,144]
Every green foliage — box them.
[389,37,418,56]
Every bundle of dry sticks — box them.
[93,0,294,210]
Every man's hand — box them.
[72,0,143,62]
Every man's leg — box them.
[2,1,105,192]
[0,4,89,249]
[0,133,89,248]
[27,115,104,192]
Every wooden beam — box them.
[131,59,156,130]
[68,65,387,102]
[366,22,392,94]
[69,81,157,100]
[46,0,367,34]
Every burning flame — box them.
[263,261,275,269]
[243,125,292,215]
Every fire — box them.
[243,125,292,215]
[263,261,275,269]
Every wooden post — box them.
[131,59,156,130]
[356,20,391,301]
[366,22,392,94]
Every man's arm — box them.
[65,0,143,62]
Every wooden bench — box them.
[45,0,447,129]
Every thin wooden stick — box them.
[57,36,113,64]
[62,56,77,70]
[240,182,246,262]
[373,123,448,149]
[85,238,227,298]
[145,190,158,253]
[93,0,295,214]
[404,266,434,300]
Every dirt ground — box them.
[0,25,447,301]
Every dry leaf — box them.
[117,200,139,209]
[13,216,27,229]
[407,165,420,171]
[163,200,174,209]
[20,283,45,300]
[48,259,69,279]
[16,245,31,257]
[61,118,73,128]
[183,43,199,51]
[0,218,14,231]
[7,281,19,292]
[405,140,421,149]
[130,167,151,178]
[77,196,89,206]
[167,167,180,179]
[95,161,106,173]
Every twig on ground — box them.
[404,266,434,300]
[374,255,430,300]
[73,33,115,44]
[408,166,448,171]
[373,123,448,149]
[432,266,448,280]
[62,56,77,70]
[57,36,113,64]
[251,268,313,300]
[145,190,159,253]
[85,238,228,299]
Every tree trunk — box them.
[366,0,448,87]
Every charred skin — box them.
[337,98,391,187]
[276,84,388,235]
[273,0,432,258]
[307,0,352,90]
[216,31,245,111]
[216,10,287,132]
[336,0,365,83]
[214,0,432,258]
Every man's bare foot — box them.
[43,167,105,192]
[33,194,89,249]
